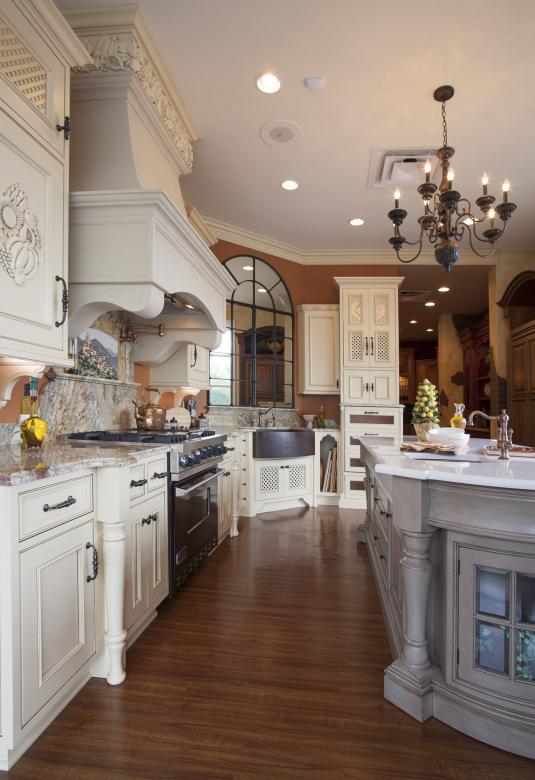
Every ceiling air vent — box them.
[399,290,432,303]
[368,148,438,189]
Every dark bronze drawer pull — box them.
[130,478,148,487]
[152,471,167,479]
[54,275,69,327]
[379,553,385,560]
[142,513,157,526]
[56,115,71,140]
[86,542,99,582]
[43,495,76,512]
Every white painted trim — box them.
[204,216,500,268]
[22,0,93,68]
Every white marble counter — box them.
[0,440,170,486]
[364,436,535,491]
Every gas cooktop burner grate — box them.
[67,429,217,444]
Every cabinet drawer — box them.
[345,407,400,430]
[129,464,147,500]
[343,471,366,497]
[19,474,93,540]
[146,456,168,493]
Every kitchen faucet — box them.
[468,408,513,460]
[258,406,275,427]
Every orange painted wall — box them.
[211,240,400,423]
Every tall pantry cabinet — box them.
[335,278,403,508]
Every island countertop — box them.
[362,436,535,491]
[0,440,170,486]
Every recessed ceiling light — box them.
[242,265,253,271]
[349,218,365,226]
[425,301,436,307]
[410,319,417,324]
[426,328,434,332]
[184,303,195,310]
[281,179,299,191]
[257,288,267,293]
[256,73,280,94]
[438,286,450,293]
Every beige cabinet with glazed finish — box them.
[297,305,340,394]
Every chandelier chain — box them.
[441,101,448,148]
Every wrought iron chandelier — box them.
[387,85,517,271]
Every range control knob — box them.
[179,455,188,468]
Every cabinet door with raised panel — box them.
[254,460,283,500]
[299,307,340,393]
[0,110,68,364]
[342,289,369,368]
[342,370,370,404]
[144,491,168,609]
[124,509,147,630]
[370,371,398,405]
[369,289,397,370]
[20,520,96,725]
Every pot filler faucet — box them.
[468,408,513,460]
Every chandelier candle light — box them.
[387,86,517,271]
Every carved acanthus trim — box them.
[74,31,193,172]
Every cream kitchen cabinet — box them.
[149,343,210,392]
[0,0,90,370]
[0,468,98,772]
[297,305,340,394]
[339,283,399,373]
[20,518,97,725]
[218,461,233,543]
[253,456,313,511]
[124,488,168,643]
[343,369,398,405]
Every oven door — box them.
[172,468,220,577]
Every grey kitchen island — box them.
[359,437,535,759]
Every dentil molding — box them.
[66,7,197,174]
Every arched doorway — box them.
[499,272,535,445]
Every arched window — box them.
[209,255,294,407]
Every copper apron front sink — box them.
[253,429,315,459]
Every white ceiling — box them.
[58,0,535,255]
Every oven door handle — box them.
[174,469,222,497]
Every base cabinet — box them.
[20,518,96,726]
[124,491,167,634]
[218,461,233,543]
[253,456,313,511]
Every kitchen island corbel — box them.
[360,437,535,760]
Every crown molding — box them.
[203,217,498,267]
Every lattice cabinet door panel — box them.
[342,289,369,368]
[254,461,283,500]
[369,289,397,370]
[0,1,67,157]
[285,457,312,498]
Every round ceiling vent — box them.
[260,120,304,148]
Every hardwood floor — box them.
[8,507,534,779]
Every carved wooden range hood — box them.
[65,6,234,361]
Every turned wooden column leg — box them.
[401,531,434,670]
[101,520,127,685]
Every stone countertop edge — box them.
[362,437,535,491]
[0,442,170,487]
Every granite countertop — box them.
[362,436,535,491]
[0,441,170,486]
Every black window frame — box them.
[209,255,294,408]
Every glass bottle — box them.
[316,403,326,429]
[450,402,467,429]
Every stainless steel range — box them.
[67,429,229,595]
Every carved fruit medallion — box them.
[0,183,42,286]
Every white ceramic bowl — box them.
[303,414,315,429]
[427,428,470,447]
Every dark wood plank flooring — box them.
[8,507,534,779]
